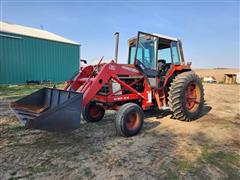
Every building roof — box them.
[0,21,80,45]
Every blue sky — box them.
[1,0,239,68]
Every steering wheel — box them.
[136,58,152,70]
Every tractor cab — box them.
[128,32,185,87]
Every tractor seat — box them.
[158,59,172,77]
[158,59,166,72]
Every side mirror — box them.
[187,61,192,66]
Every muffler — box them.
[10,88,83,132]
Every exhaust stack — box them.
[114,32,119,63]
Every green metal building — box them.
[0,22,80,84]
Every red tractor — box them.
[11,32,204,137]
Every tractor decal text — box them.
[113,96,130,101]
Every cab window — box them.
[158,47,172,63]
[171,42,180,64]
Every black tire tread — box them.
[82,102,105,123]
[168,71,204,121]
[115,103,144,137]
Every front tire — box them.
[82,102,105,122]
[115,103,144,137]
[168,71,204,121]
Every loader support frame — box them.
[64,61,156,110]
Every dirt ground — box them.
[0,83,239,180]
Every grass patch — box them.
[115,159,123,167]
[83,167,94,178]
[128,141,134,145]
[0,83,64,100]
[1,124,26,133]
[176,160,194,171]
[5,95,26,100]
[200,145,240,179]
[174,158,211,179]
[8,177,19,180]
[6,124,25,131]
[89,147,101,155]
[202,145,240,166]
[165,168,178,180]
[28,165,49,173]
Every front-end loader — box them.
[11,31,204,136]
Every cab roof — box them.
[128,32,179,44]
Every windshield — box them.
[135,33,158,69]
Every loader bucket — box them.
[10,88,83,132]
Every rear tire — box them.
[82,102,105,122]
[168,71,204,121]
[115,103,144,137]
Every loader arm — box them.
[81,64,112,106]
[64,61,144,107]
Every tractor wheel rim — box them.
[126,112,140,130]
[89,105,102,118]
[185,82,201,112]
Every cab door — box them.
[134,32,159,88]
